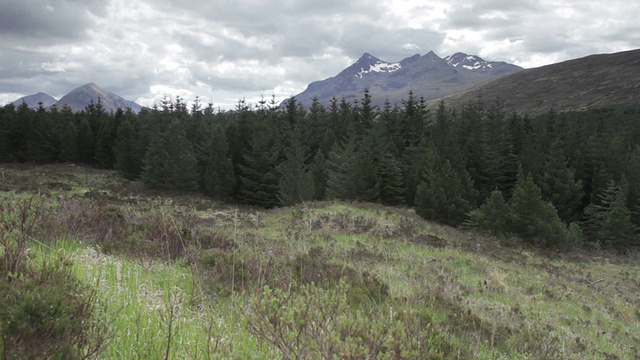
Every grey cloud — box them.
[0,0,108,44]
[1,0,638,108]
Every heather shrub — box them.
[0,255,105,359]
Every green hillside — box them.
[1,164,638,359]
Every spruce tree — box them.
[469,190,512,235]
[625,147,640,227]
[415,146,476,226]
[114,117,141,180]
[276,129,314,206]
[539,139,584,223]
[310,150,328,201]
[326,141,357,200]
[203,125,236,199]
[142,121,199,190]
[94,114,118,169]
[237,128,279,208]
[584,177,637,249]
[376,151,406,205]
[76,117,96,164]
[509,167,567,246]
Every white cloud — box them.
[0,0,638,108]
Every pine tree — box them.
[584,177,637,249]
[142,121,199,190]
[326,141,357,200]
[363,121,406,205]
[76,117,96,164]
[203,125,236,199]
[539,139,584,223]
[237,128,279,208]
[415,146,476,226]
[509,168,567,246]
[114,117,141,180]
[469,190,512,235]
[94,114,118,169]
[625,147,640,227]
[276,130,314,206]
[310,150,328,201]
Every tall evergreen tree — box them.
[203,125,236,199]
[276,129,314,206]
[625,147,640,227]
[509,168,567,246]
[583,177,637,249]
[415,146,476,226]
[538,139,584,223]
[326,141,358,200]
[469,190,512,235]
[76,117,96,164]
[142,120,199,190]
[114,116,142,180]
[310,150,328,201]
[237,128,279,208]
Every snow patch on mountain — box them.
[356,61,402,78]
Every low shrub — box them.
[0,254,106,359]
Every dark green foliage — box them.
[237,127,279,208]
[203,125,236,199]
[469,190,512,235]
[326,141,358,200]
[276,129,314,206]
[415,147,476,226]
[584,177,637,249]
[539,139,584,223]
[94,111,119,169]
[76,117,96,164]
[508,168,567,246]
[375,151,406,205]
[142,121,199,190]
[114,116,142,180]
[4,90,640,251]
[59,118,79,163]
[625,147,640,227]
[310,150,328,200]
[0,255,104,360]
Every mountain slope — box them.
[12,92,58,109]
[55,83,143,113]
[431,49,640,116]
[287,51,522,107]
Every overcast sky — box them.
[1,0,638,109]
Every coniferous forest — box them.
[2,90,639,251]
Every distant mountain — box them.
[285,51,522,107]
[430,49,640,116]
[54,83,142,113]
[12,92,58,109]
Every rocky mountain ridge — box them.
[285,51,523,107]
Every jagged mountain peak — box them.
[286,50,522,108]
[445,52,489,70]
[357,53,381,63]
[343,53,403,79]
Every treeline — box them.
[1,92,639,250]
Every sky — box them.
[1,0,638,109]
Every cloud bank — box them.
[1,0,638,108]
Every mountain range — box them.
[427,48,640,116]
[286,51,523,107]
[9,48,639,117]
[12,83,142,113]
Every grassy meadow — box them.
[1,163,639,359]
